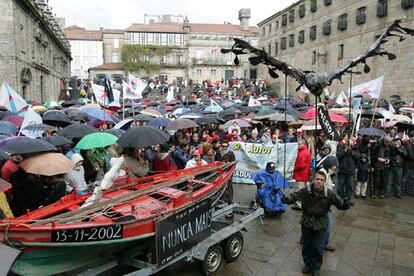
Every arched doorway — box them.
[20,68,32,99]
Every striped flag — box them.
[0,81,28,113]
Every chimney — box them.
[183,16,190,32]
[238,8,250,31]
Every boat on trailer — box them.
[0,161,236,276]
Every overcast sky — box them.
[48,0,297,30]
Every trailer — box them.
[74,202,263,276]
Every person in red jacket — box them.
[152,144,177,173]
[293,138,311,187]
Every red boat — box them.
[0,161,236,275]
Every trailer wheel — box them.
[198,244,223,275]
[223,232,243,262]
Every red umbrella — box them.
[2,115,24,128]
[300,107,348,123]
[300,107,317,119]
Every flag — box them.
[210,98,223,110]
[91,83,121,106]
[300,85,310,94]
[103,75,114,103]
[123,74,145,100]
[348,76,384,99]
[0,81,28,113]
[336,90,349,106]
[389,103,396,114]
[166,86,175,103]
[20,107,43,138]
[352,98,362,122]
[248,96,261,107]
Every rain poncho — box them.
[251,169,291,212]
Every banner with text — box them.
[229,142,298,184]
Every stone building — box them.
[0,0,71,101]
[64,25,103,79]
[89,9,259,84]
[258,0,414,99]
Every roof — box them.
[88,63,123,71]
[125,22,258,35]
[103,29,124,34]
[257,0,303,26]
[64,25,103,41]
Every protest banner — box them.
[229,142,298,184]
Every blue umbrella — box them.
[82,107,114,122]
[148,117,171,127]
[0,121,18,135]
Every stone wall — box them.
[258,0,414,100]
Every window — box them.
[289,10,295,22]
[211,69,216,77]
[269,24,272,34]
[176,53,182,64]
[196,69,202,77]
[74,55,80,65]
[147,33,154,45]
[299,4,306,17]
[281,37,287,50]
[83,56,89,66]
[324,0,332,5]
[83,42,88,53]
[275,21,279,29]
[338,44,344,59]
[377,0,388,17]
[402,0,414,9]
[282,14,288,26]
[262,27,265,36]
[74,69,81,76]
[112,52,118,62]
[312,51,317,64]
[268,44,272,54]
[323,20,332,35]
[356,7,367,25]
[161,55,167,64]
[196,49,203,59]
[113,38,119,49]
[310,26,317,40]
[310,0,317,12]
[298,30,305,43]
[274,42,279,55]
[338,14,348,30]
[289,34,295,47]
[91,56,98,65]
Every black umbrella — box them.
[361,110,384,119]
[22,124,58,132]
[0,137,57,155]
[118,126,170,148]
[194,116,220,125]
[357,127,386,137]
[41,135,73,146]
[165,119,199,130]
[218,108,242,117]
[395,121,414,131]
[42,110,72,127]
[105,128,125,138]
[58,123,97,139]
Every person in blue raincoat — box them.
[251,161,291,212]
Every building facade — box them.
[65,25,103,79]
[89,9,259,84]
[0,0,71,101]
[258,0,414,99]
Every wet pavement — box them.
[158,184,414,276]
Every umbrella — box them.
[135,114,153,121]
[44,101,61,108]
[0,137,57,155]
[0,121,18,135]
[22,124,57,132]
[114,119,134,130]
[140,108,162,118]
[66,108,89,121]
[179,112,203,119]
[2,115,24,128]
[224,119,251,129]
[75,132,118,149]
[361,110,384,119]
[194,116,220,125]
[104,128,125,138]
[32,106,48,113]
[300,108,348,122]
[357,128,386,137]
[395,121,414,131]
[42,110,72,127]
[391,114,411,122]
[41,135,73,146]
[218,108,242,117]
[147,117,171,127]
[268,113,296,122]
[301,119,321,130]
[20,152,74,176]
[82,107,114,122]
[118,126,170,148]
[59,123,97,139]
[203,105,223,113]
[166,119,199,130]
[399,106,414,114]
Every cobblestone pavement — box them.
[158,184,414,276]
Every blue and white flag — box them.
[20,107,43,138]
[0,81,28,113]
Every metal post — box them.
[349,72,353,134]
[283,74,287,177]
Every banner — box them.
[229,142,298,184]
[348,76,384,99]
[317,106,339,141]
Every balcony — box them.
[191,58,234,66]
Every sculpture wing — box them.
[326,18,414,84]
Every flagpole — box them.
[370,98,379,127]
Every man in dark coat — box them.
[402,133,414,196]
[336,137,359,201]
[282,170,350,276]
[216,140,236,203]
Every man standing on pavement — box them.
[282,170,351,276]
[336,136,359,201]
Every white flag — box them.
[248,96,261,107]
[389,103,396,114]
[166,86,175,103]
[348,76,384,99]
[336,90,349,106]
[300,85,310,94]
[124,74,145,99]
[0,81,28,113]
[20,107,43,138]
[91,83,121,106]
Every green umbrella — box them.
[75,132,118,149]
[44,101,61,108]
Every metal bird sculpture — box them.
[221,19,414,97]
